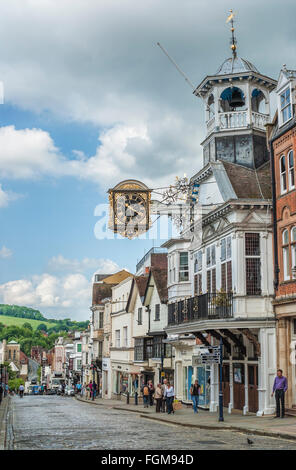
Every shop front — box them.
[111,363,141,399]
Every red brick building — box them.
[268,66,296,412]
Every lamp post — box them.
[218,337,224,422]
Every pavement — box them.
[75,395,296,441]
[0,396,10,449]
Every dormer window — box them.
[280,87,292,124]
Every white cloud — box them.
[0,246,12,258]
[48,254,120,274]
[0,0,291,191]
[0,184,20,208]
[0,273,91,320]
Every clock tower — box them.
[193,20,277,169]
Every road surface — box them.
[8,395,296,450]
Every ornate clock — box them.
[108,180,151,239]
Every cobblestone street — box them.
[8,395,296,450]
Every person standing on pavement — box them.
[142,383,150,408]
[0,382,3,404]
[164,382,175,415]
[87,381,92,400]
[271,369,288,418]
[155,384,163,413]
[190,380,201,414]
[19,384,25,398]
[148,380,155,406]
[92,381,97,400]
[161,378,168,413]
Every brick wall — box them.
[273,129,296,297]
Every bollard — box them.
[135,392,138,406]
[126,391,130,404]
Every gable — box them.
[276,70,289,94]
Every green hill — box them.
[0,314,58,330]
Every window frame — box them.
[280,155,287,194]
[282,228,290,281]
[245,233,262,295]
[179,251,189,282]
[115,329,120,348]
[280,86,292,125]
[288,150,295,190]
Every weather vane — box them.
[226,9,237,58]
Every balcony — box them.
[167,292,233,326]
[207,111,270,134]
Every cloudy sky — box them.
[0,0,295,320]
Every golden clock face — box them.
[116,193,147,225]
[108,180,151,239]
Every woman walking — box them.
[164,382,175,415]
[190,380,201,414]
[155,383,163,413]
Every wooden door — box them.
[248,365,258,413]
[222,364,230,407]
[233,364,244,410]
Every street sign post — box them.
[219,338,224,422]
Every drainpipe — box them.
[269,142,279,291]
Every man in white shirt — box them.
[164,382,175,414]
[161,378,168,413]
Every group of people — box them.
[141,379,175,415]
[140,378,202,415]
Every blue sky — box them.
[0,0,295,320]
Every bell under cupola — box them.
[193,11,277,169]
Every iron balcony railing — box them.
[167,292,233,326]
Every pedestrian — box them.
[164,382,175,415]
[190,380,201,414]
[87,381,92,400]
[142,383,150,408]
[155,383,163,413]
[0,382,3,404]
[19,384,25,398]
[161,378,168,413]
[92,381,97,400]
[271,369,288,418]
[148,380,155,406]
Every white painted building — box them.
[110,276,137,397]
[164,49,278,415]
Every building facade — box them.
[269,65,296,412]
[164,48,278,416]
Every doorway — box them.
[233,363,245,410]
[222,364,230,407]
[248,364,258,413]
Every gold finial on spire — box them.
[226,9,237,58]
